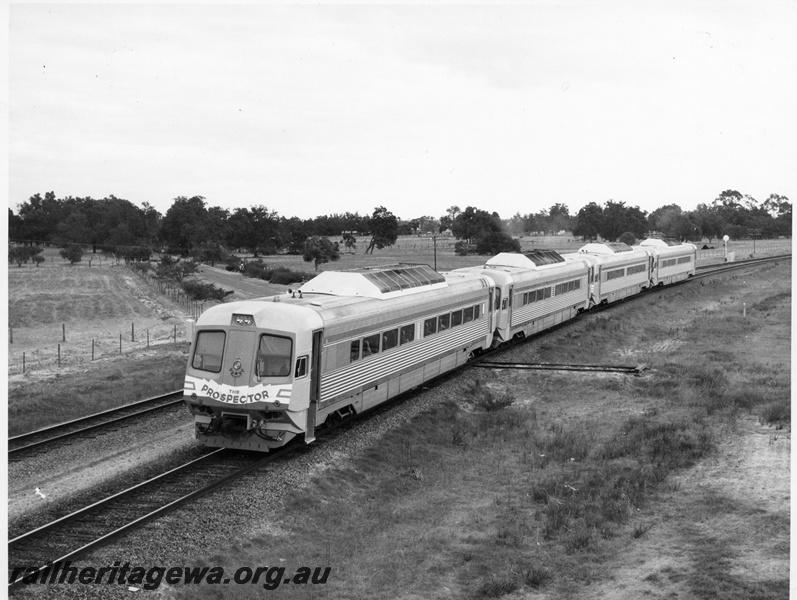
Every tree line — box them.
[8,189,791,267]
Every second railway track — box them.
[8,391,185,458]
[7,447,279,590]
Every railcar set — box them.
[183,239,697,452]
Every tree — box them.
[693,204,725,242]
[475,231,521,254]
[156,255,199,283]
[548,203,573,233]
[647,204,682,235]
[439,205,461,233]
[452,207,502,242]
[572,202,603,241]
[600,200,647,241]
[303,236,340,270]
[281,216,312,254]
[9,245,43,267]
[160,196,209,255]
[364,206,398,254]
[341,232,357,253]
[618,232,636,246]
[506,213,527,237]
[59,244,84,265]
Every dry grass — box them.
[7,346,189,436]
[169,260,790,599]
[7,255,192,434]
[6,245,790,599]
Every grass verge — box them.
[171,261,789,599]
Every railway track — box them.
[474,361,646,374]
[694,253,791,277]
[8,392,185,459]
[7,448,277,590]
[6,252,788,591]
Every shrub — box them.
[241,260,272,280]
[270,267,306,285]
[454,240,477,256]
[181,280,230,301]
[475,231,521,255]
[619,231,636,246]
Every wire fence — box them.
[8,238,790,376]
[8,322,192,376]
[8,266,210,376]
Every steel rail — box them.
[8,447,278,590]
[8,391,184,458]
[7,253,789,590]
[474,361,646,374]
[695,253,791,274]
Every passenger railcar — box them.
[183,265,493,451]
[184,240,699,452]
[563,242,652,307]
[638,238,697,285]
[453,251,590,342]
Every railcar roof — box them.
[639,238,692,248]
[298,264,449,299]
[484,251,566,269]
[577,242,635,255]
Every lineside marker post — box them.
[92,339,95,361]
[22,352,25,374]
[58,344,61,368]
[9,326,12,344]
[62,323,66,342]
[147,329,149,347]
[132,322,135,342]
[119,334,122,354]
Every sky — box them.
[7,2,797,222]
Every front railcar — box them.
[183,299,323,452]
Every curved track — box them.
[8,392,184,459]
[7,448,279,590]
[7,253,789,590]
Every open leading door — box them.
[305,329,323,444]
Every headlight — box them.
[232,314,254,326]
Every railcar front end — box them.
[183,300,322,452]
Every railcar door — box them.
[305,329,323,444]
[507,285,514,329]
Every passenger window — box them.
[475,304,481,319]
[424,317,437,337]
[256,334,293,377]
[362,333,380,357]
[350,339,361,362]
[192,331,225,373]
[463,307,474,323]
[382,329,398,351]
[295,356,308,378]
[400,324,415,345]
[439,313,450,331]
[502,298,508,310]
[451,310,462,327]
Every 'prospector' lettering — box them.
[187,377,292,405]
[200,384,269,404]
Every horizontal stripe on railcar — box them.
[320,320,486,401]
